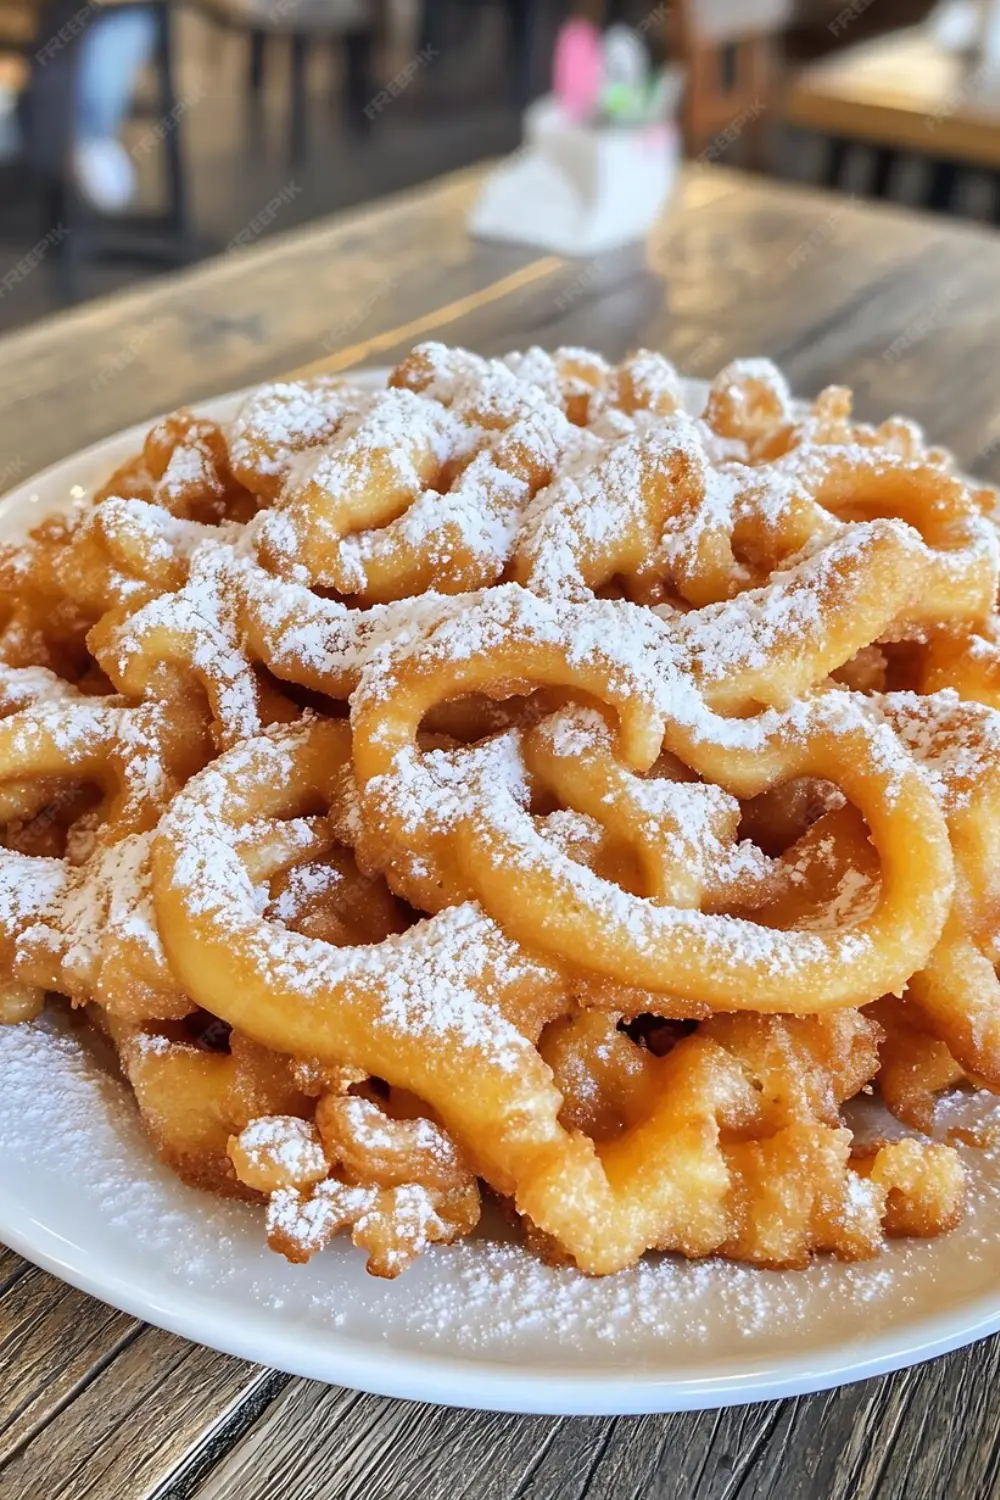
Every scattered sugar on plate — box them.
[4,1013,1000,1373]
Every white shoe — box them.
[72,138,136,213]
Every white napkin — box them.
[470,97,679,258]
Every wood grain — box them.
[3,160,1000,1500]
[0,1249,26,1295]
[187,1341,1000,1500]
[0,1317,279,1500]
[0,1268,139,1466]
[0,165,569,483]
[2,162,999,480]
[287,256,567,380]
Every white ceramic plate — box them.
[3,373,1000,1417]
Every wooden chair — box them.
[0,0,36,58]
[193,0,385,164]
[786,0,938,61]
[0,0,39,159]
[669,0,791,167]
[3,0,191,303]
[416,0,537,107]
[783,19,1000,217]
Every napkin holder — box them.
[470,92,681,258]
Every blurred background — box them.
[0,0,996,333]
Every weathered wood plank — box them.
[190,1383,568,1500]
[297,176,1000,473]
[186,1340,1000,1500]
[0,1249,27,1296]
[0,165,564,483]
[0,1268,139,1464]
[734,1342,1000,1500]
[2,162,998,489]
[0,1317,276,1500]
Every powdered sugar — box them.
[4,1012,1000,1377]
[159,727,556,1080]
[235,1115,328,1185]
[12,830,165,995]
[0,662,79,714]
[874,690,1000,809]
[3,348,999,1385]
[229,378,375,485]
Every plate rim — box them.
[4,1175,1000,1415]
[1,369,996,1416]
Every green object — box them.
[598,68,679,127]
[602,81,635,119]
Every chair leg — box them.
[247,30,268,155]
[42,176,84,306]
[36,28,90,308]
[342,29,374,133]
[738,36,773,172]
[870,145,897,200]
[926,159,959,213]
[156,3,191,255]
[289,32,308,165]
[39,174,66,245]
[505,0,532,107]
[822,135,851,189]
[162,101,189,249]
[418,0,448,60]
[248,27,266,99]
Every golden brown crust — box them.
[2,343,994,1278]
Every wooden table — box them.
[784,23,1000,209]
[3,162,1000,1500]
[785,25,1000,165]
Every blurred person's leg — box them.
[74,5,157,211]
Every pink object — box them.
[552,18,603,122]
[638,122,675,153]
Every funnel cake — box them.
[3,340,999,1278]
